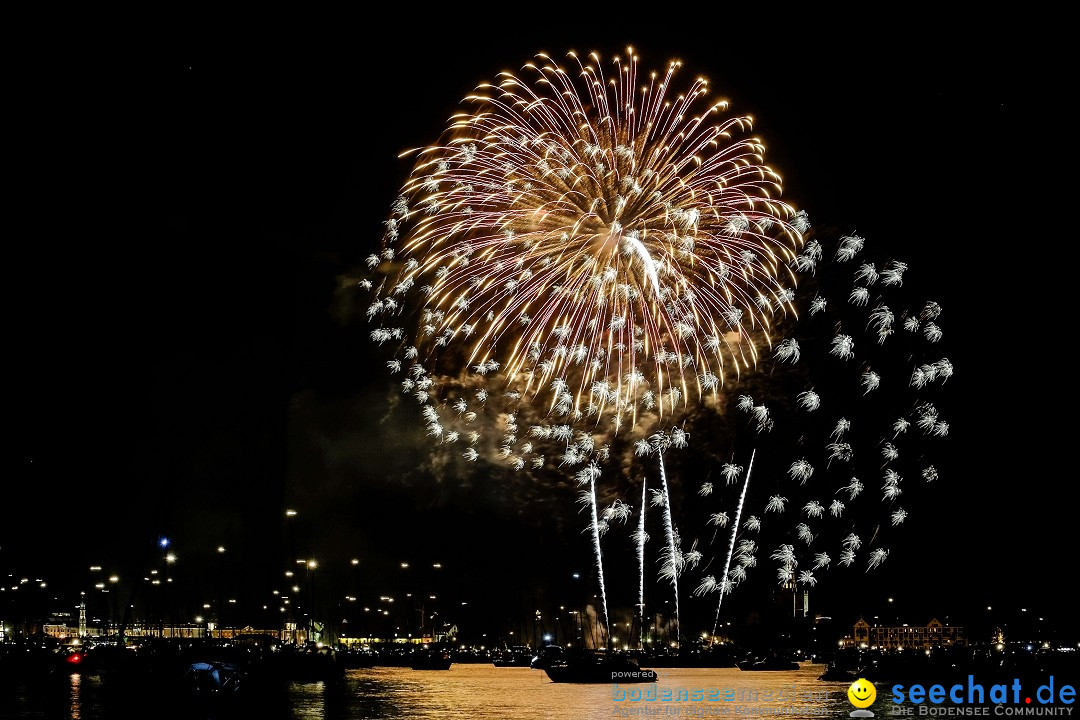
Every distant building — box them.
[840,618,965,650]
[43,623,101,639]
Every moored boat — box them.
[543,651,657,684]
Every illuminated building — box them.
[840,617,965,650]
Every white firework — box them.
[736,395,755,412]
[924,323,943,342]
[770,544,797,566]
[831,418,851,440]
[829,499,845,517]
[694,575,718,597]
[708,512,730,528]
[881,260,907,286]
[699,482,714,497]
[810,296,827,315]
[775,338,801,363]
[830,334,855,360]
[849,287,870,306]
[881,443,900,462]
[836,234,865,262]
[798,570,817,586]
[743,516,761,532]
[842,533,862,550]
[796,523,814,544]
[869,305,893,332]
[861,371,881,393]
[892,418,910,437]
[803,500,824,518]
[917,404,938,430]
[602,499,633,524]
[788,459,814,483]
[840,477,864,499]
[720,463,743,485]
[812,552,831,570]
[922,466,938,482]
[855,263,879,285]
[922,301,942,320]
[867,548,889,570]
[736,539,758,559]
[839,549,856,567]
[827,442,853,465]
[766,496,788,513]
[891,508,908,526]
[797,390,821,411]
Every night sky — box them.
[8,20,1071,639]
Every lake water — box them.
[3,663,868,719]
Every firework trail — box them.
[712,448,754,635]
[583,467,610,643]
[635,476,647,648]
[656,450,681,648]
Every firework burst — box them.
[364,48,805,436]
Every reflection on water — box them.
[3,664,872,719]
[69,673,81,720]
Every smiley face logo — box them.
[848,678,876,708]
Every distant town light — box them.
[285,509,297,517]
[217,546,226,553]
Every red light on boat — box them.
[66,653,83,664]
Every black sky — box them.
[8,19,1072,637]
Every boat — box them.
[184,661,244,695]
[736,653,800,671]
[493,645,534,667]
[530,645,566,670]
[543,651,657,684]
[410,649,452,670]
